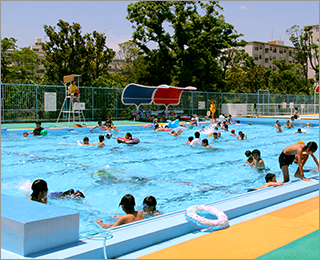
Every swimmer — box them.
[190,131,202,146]
[90,121,107,132]
[96,194,143,229]
[29,179,48,204]
[294,128,305,134]
[283,120,291,129]
[273,120,280,128]
[48,189,85,199]
[289,116,294,128]
[227,114,235,124]
[142,196,162,217]
[170,129,183,135]
[98,135,105,146]
[305,123,313,128]
[212,132,221,140]
[80,137,95,146]
[25,121,44,136]
[249,173,284,191]
[276,124,283,132]
[230,129,236,137]
[117,132,133,142]
[243,150,254,166]
[221,122,228,131]
[237,132,247,140]
[202,139,214,148]
[279,141,318,182]
[186,136,194,144]
[249,149,265,170]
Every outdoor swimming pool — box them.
[1,122,319,232]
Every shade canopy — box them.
[315,85,319,93]
[153,85,197,106]
[121,83,196,109]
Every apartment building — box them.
[305,24,319,81]
[30,37,46,75]
[240,40,298,71]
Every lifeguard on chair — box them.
[68,81,80,103]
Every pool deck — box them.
[1,117,319,259]
[137,196,319,259]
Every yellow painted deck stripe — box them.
[139,197,319,259]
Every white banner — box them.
[44,92,56,111]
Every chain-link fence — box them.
[1,83,318,122]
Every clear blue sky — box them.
[1,1,319,52]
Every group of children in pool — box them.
[29,179,161,228]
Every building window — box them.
[289,60,292,63]
[279,48,283,54]
[33,49,39,52]
[254,54,258,60]
[272,66,277,71]
[39,69,45,73]
[284,49,287,53]
[259,45,262,49]
[259,55,262,59]
[265,58,269,63]
[273,56,276,60]
[273,47,277,53]
[270,46,272,51]
[265,48,269,53]
[254,45,259,50]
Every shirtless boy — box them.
[279,141,318,182]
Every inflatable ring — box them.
[117,137,140,144]
[185,205,229,231]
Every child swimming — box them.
[29,179,48,204]
[96,194,143,229]
[98,135,105,146]
[142,196,162,217]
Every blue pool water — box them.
[1,122,319,232]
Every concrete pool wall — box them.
[1,176,319,259]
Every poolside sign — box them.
[44,92,56,111]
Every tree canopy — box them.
[41,19,116,85]
[126,1,247,91]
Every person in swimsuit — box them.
[29,179,48,204]
[48,189,85,199]
[243,150,253,166]
[186,136,194,144]
[279,141,318,182]
[248,173,284,191]
[90,121,107,132]
[98,135,105,147]
[96,194,143,229]
[25,122,44,136]
[249,149,265,170]
[142,196,162,218]
[202,139,214,148]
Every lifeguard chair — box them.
[55,74,86,128]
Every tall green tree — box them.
[41,19,115,85]
[1,37,40,83]
[1,37,17,82]
[286,25,319,86]
[126,1,246,91]
[268,59,309,94]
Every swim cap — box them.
[306,123,310,125]
[231,129,235,133]
[297,140,305,144]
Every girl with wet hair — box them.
[29,179,48,204]
[96,194,143,229]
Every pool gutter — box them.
[1,176,318,259]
